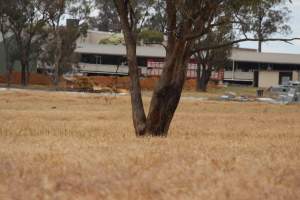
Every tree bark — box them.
[197,66,211,92]
[2,38,11,88]
[6,62,12,88]
[126,42,147,136]
[114,0,192,137]
[146,41,190,136]
[114,0,147,136]
[20,56,28,86]
[53,34,62,87]
[258,40,262,53]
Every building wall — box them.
[258,71,300,88]
[293,71,299,81]
[259,71,279,88]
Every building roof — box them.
[75,43,300,65]
[230,48,300,65]
[75,43,166,58]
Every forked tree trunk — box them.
[114,0,191,137]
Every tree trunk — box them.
[114,0,191,137]
[4,47,11,88]
[146,41,190,136]
[6,63,12,88]
[258,40,262,53]
[146,78,185,136]
[53,34,62,88]
[114,0,147,136]
[197,66,211,92]
[126,42,147,136]
[2,35,11,88]
[20,57,27,86]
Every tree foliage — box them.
[138,29,164,44]
[0,0,48,86]
[39,0,90,85]
[234,0,292,52]
[89,0,121,32]
[194,22,234,91]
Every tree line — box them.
[0,0,91,86]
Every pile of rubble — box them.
[220,92,256,102]
[220,81,300,104]
[261,81,300,104]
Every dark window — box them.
[279,72,293,85]
[137,57,148,67]
[80,54,97,64]
[102,55,124,65]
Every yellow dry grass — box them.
[0,89,300,200]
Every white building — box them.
[73,30,300,88]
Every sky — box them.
[240,0,300,54]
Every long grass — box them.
[0,89,300,200]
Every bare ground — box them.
[0,89,300,200]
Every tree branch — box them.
[191,37,300,53]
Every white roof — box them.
[75,43,300,65]
[230,49,300,65]
[75,43,166,58]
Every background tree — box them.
[89,0,121,32]
[40,0,90,86]
[0,2,13,87]
[2,0,48,86]
[98,34,125,45]
[99,30,163,45]
[194,25,233,92]
[232,0,291,52]
[138,29,164,45]
[143,0,166,33]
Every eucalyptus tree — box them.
[246,0,292,52]
[113,0,298,137]
[1,0,48,86]
[90,0,122,32]
[194,28,233,92]
[40,0,90,86]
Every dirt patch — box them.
[0,72,53,86]
[1,72,221,91]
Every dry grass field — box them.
[0,89,300,200]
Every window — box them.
[96,56,102,64]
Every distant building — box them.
[229,48,300,87]
[1,30,300,88]
[74,37,300,88]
